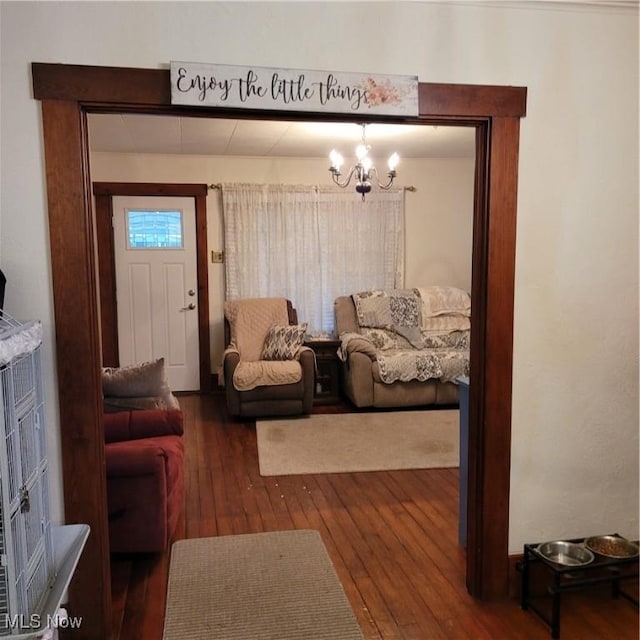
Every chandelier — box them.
[328,124,400,200]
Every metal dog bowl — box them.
[536,541,594,566]
[585,535,639,559]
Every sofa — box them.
[104,408,185,553]
[335,287,470,409]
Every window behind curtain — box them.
[222,183,405,336]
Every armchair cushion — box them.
[232,359,302,391]
[262,323,308,360]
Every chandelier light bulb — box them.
[362,156,373,173]
[355,144,368,162]
[329,149,344,172]
[388,152,400,172]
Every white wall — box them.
[1,1,637,552]
[90,151,475,366]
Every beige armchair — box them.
[222,297,315,418]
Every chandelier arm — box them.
[329,166,357,188]
[370,166,396,190]
[330,165,357,188]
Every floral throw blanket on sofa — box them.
[351,288,424,348]
[339,287,470,384]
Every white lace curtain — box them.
[222,183,405,336]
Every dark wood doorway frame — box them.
[93,181,211,392]
[32,63,526,640]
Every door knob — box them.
[188,289,196,297]
[180,303,196,311]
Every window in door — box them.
[126,209,184,249]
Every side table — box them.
[304,338,341,405]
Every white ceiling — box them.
[87,114,476,159]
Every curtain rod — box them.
[208,183,416,192]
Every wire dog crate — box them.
[0,313,54,636]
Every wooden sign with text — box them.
[170,62,418,117]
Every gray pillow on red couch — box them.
[102,358,180,413]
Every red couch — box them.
[104,409,185,553]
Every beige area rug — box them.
[163,529,363,640]
[256,409,459,476]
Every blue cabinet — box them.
[457,376,469,547]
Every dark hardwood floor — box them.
[111,393,639,639]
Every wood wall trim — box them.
[94,194,119,365]
[194,192,211,392]
[418,83,527,117]
[93,182,208,197]
[33,63,171,104]
[467,121,491,595]
[40,99,112,638]
[92,182,211,392]
[33,62,527,119]
[32,62,526,636]
[466,117,520,597]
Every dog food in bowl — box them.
[585,535,639,559]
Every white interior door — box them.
[113,195,199,391]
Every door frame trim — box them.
[32,62,526,639]
[93,182,211,392]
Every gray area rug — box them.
[163,529,363,640]
[257,409,459,476]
